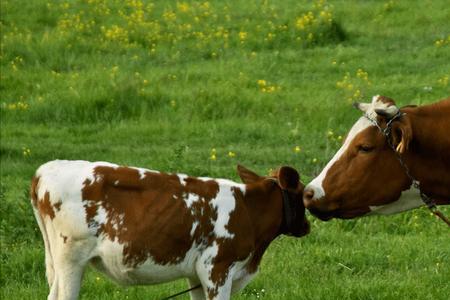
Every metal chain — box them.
[365,112,433,206]
[365,112,450,227]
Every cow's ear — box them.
[237,165,262,184]
[353,102,371,113]
[391,117,412,154]
[277,166,300,191]
[375,106,399,118]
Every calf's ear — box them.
[237,165,262,184]
[391,117,412,154]
[278,166,300,190]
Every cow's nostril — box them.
[304,190,314,200]
[303,189,315,207]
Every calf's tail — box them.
[31,176,55,287]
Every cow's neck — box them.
[403,101,450,204]
[242,183,284,272]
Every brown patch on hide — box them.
[60,233,68,243]
[81,166,221,267]
[37,191,56,220]
[30,176,40,208]
[54,201,62,211]
[31,176,63,220]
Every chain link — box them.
[364,112,437,210]
[365,110,450,227]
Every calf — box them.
[31,160,309,300]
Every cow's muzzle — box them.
[303,187,338,221]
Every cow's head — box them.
[303,95,415,220]
[237,165,310,237]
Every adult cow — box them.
[303,95,450,220]
[31,160,309,300]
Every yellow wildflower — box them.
[103,25,128,43]
[22,147,31,156]
[163,11,176,22]
[257,80,266,87]
[437,75,448,86]
[177,2,190,13]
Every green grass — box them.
[1,0,449,299]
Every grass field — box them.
[1,0,449,299]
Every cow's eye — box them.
[358,145,375,153]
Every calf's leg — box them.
[32,208,55,287]
[53,261,85,300]
[196,260,234,300]
[188,278,206,300]
[231,272,257,294]
[50,236,96,300]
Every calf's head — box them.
[237,165,310,237]
[303,95,414,220]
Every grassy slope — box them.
[1,0,449,299]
